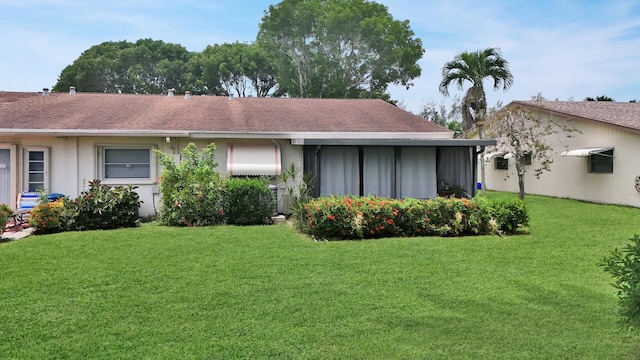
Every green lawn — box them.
[1,192,639,359]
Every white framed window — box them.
[23,147,49,192]
[98,145,156,183]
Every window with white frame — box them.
[24,148,49,192]
[99,146,154,181]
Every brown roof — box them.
[511,100,640,132]
[0,91,449,134]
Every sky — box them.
[1,0,640,115]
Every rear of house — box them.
[482,100,640,208]
[0,90,494,217]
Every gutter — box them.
[0,129,192,137]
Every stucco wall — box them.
[0,136,303,217]
[481,113,640,208]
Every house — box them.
[0,89,495,217]
[482,100,640,208]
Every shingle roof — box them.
[511,100,640,132]
[0,92,449,135]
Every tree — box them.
[439,47,513,194]
[439,48,514,130]
[483,106,580,199]
[584,95,614,101]
[257,0,424,99]
[198,42,277,97]
[418,95,463,137]
[54,39,193,94]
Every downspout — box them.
[473,145,486,197]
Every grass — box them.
[1,192,639,359]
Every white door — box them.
[0,149,11,205]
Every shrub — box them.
[300,196,360,239]
[155,143,225,227]
[299,195,527,240]
[489,198,529,234]
[62,180,141,231]
[0,203,13,231]
[599,234,640,330]
[221,177,275,225]
[29,200,65,234]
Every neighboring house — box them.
[0,89,495,216]
[482,100,640,208]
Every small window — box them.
[589,149,613,174]
[495,156,508,170]
[24,148,49,192]
[520,152,532,166]
[99,146,154,181]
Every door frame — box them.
[0,144,18,210]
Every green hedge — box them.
[222,178,275,225]
[298,196,528,240]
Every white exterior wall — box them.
[482,113,640,208]
[0,136,303,217]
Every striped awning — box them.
[227,144,281,176]
[560,147,614,157]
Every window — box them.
[495,155,508,170]
[227,144,281,176]
[23,148,49,192]
[99,146,154,181]
[589,149,613,173]
[520,152,532,166]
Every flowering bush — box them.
[29,200,65,234]
[155,143,225,227]
[0,203,13,232]
[61,180,141,231]
[299,195,527,240]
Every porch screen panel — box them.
[363,147,394,197]
[436,147,473,195]
[398,147,437,199]
[320,146,359,196]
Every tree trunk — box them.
[516,162,525,200]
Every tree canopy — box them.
[257,0,424,99]
[53,39,193,94]
[419,95,464,137]
[53,0,425,103]
[584,95,614,101]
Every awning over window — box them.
[560,147,614,157]
[227,144,281,176]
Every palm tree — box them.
[439,47,513,194]
[439,47,513,130]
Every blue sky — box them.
[1,0,639,115]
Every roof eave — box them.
[296,138,496,146]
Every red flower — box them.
[174,203,180,207]
[197,194,203,199]
[370,230,375,234]
[386,219,394,224]
[327,215,336,221]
